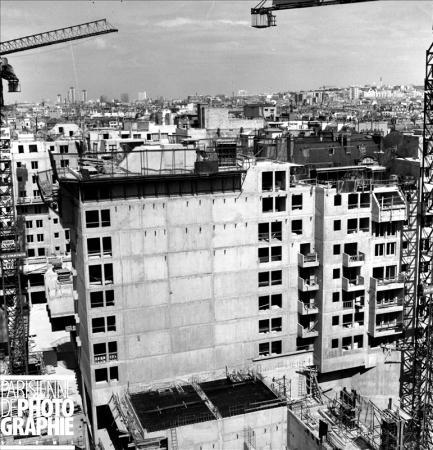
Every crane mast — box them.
[0,19,117,375]
[251,1,433,448]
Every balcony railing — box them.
[16,196,44,204]
[376,298,403,309]
[370,319,403,337]
[371,275,405,291]
[298,252,319,267]
[375,322,403,333]
[343,252,365,267]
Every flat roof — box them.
[129,377,284,432]
[200,378,284,418]
[129,385,211,432]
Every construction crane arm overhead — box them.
[0,19,118,56]
[251,0,378,27]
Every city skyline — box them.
[1,1,431,102]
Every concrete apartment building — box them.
[41,134,411,438]
[48,146,315,430]
[10,133,72,303]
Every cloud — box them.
[155,17,249,29]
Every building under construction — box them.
[33,130,425,447]
[101,371,287,449]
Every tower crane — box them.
[250,1,433,448]
[0,19,117,375]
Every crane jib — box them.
[0,19,118,56]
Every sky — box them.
[1,0,432,103]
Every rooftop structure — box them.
[106,373,287,449]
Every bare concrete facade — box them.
[53,149,407,434]
[57,156,317,430]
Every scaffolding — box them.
[400,41,433,449]
[0,127,27,374]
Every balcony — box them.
[343,298,365,310]
[343,252,365,267]
[298,276,319,292]
[342,276,364,292]
[371,275,405,292]
[297,322,319,339]
[16,196,44,205]
[372,189,407,222]
[298,301,319,315]
[374,298,404,314]
[370,322,403,338]
[298,252,319,268]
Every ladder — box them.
[170,428,178,450]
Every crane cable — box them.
[69,41,80,94]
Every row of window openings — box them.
[332,312,364,328]
[27,234,44,243]
[258,270,282,287]
[258,246,282,263]
[261,171,286,191]
[373,266,398,280]
[27,248,47,257]
[92,316,116,333]
[331,242,396,257]
[375,243,396,256]
[18,144,38,153]
[373,222,398,237]
[259,318,282,334]
[86,210,111,228]
[262,193,303,212]
[259,294,282,310]
[95,366,118,383]
[17,161,39,169]
[19,190,40,198]
[89,264,113,285]
[90,290,114,308]
[17,175,39,184]
[259,340,282,357]
[331,335,363,350]
[27,232,65,242]
[333,218,369,233]
[93,342,118,363]
[26,218,60,228]
[88,237,112,257]
[258,222,282,242]
[18,144,70,154]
